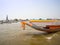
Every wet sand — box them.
[0,22,60,45]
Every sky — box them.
[0,0,60,20]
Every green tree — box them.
[14,19,18,21]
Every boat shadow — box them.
[25,30,60,36]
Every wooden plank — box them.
[46,25,60,29]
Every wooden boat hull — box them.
[26,23,60,33]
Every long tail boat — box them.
[26,20,60,33]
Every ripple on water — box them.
[0,23,60,45]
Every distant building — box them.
[6,15,9,23]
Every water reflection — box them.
[30,32,60,45]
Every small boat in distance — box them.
[26,20,60,33]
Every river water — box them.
[0,22,60,45]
